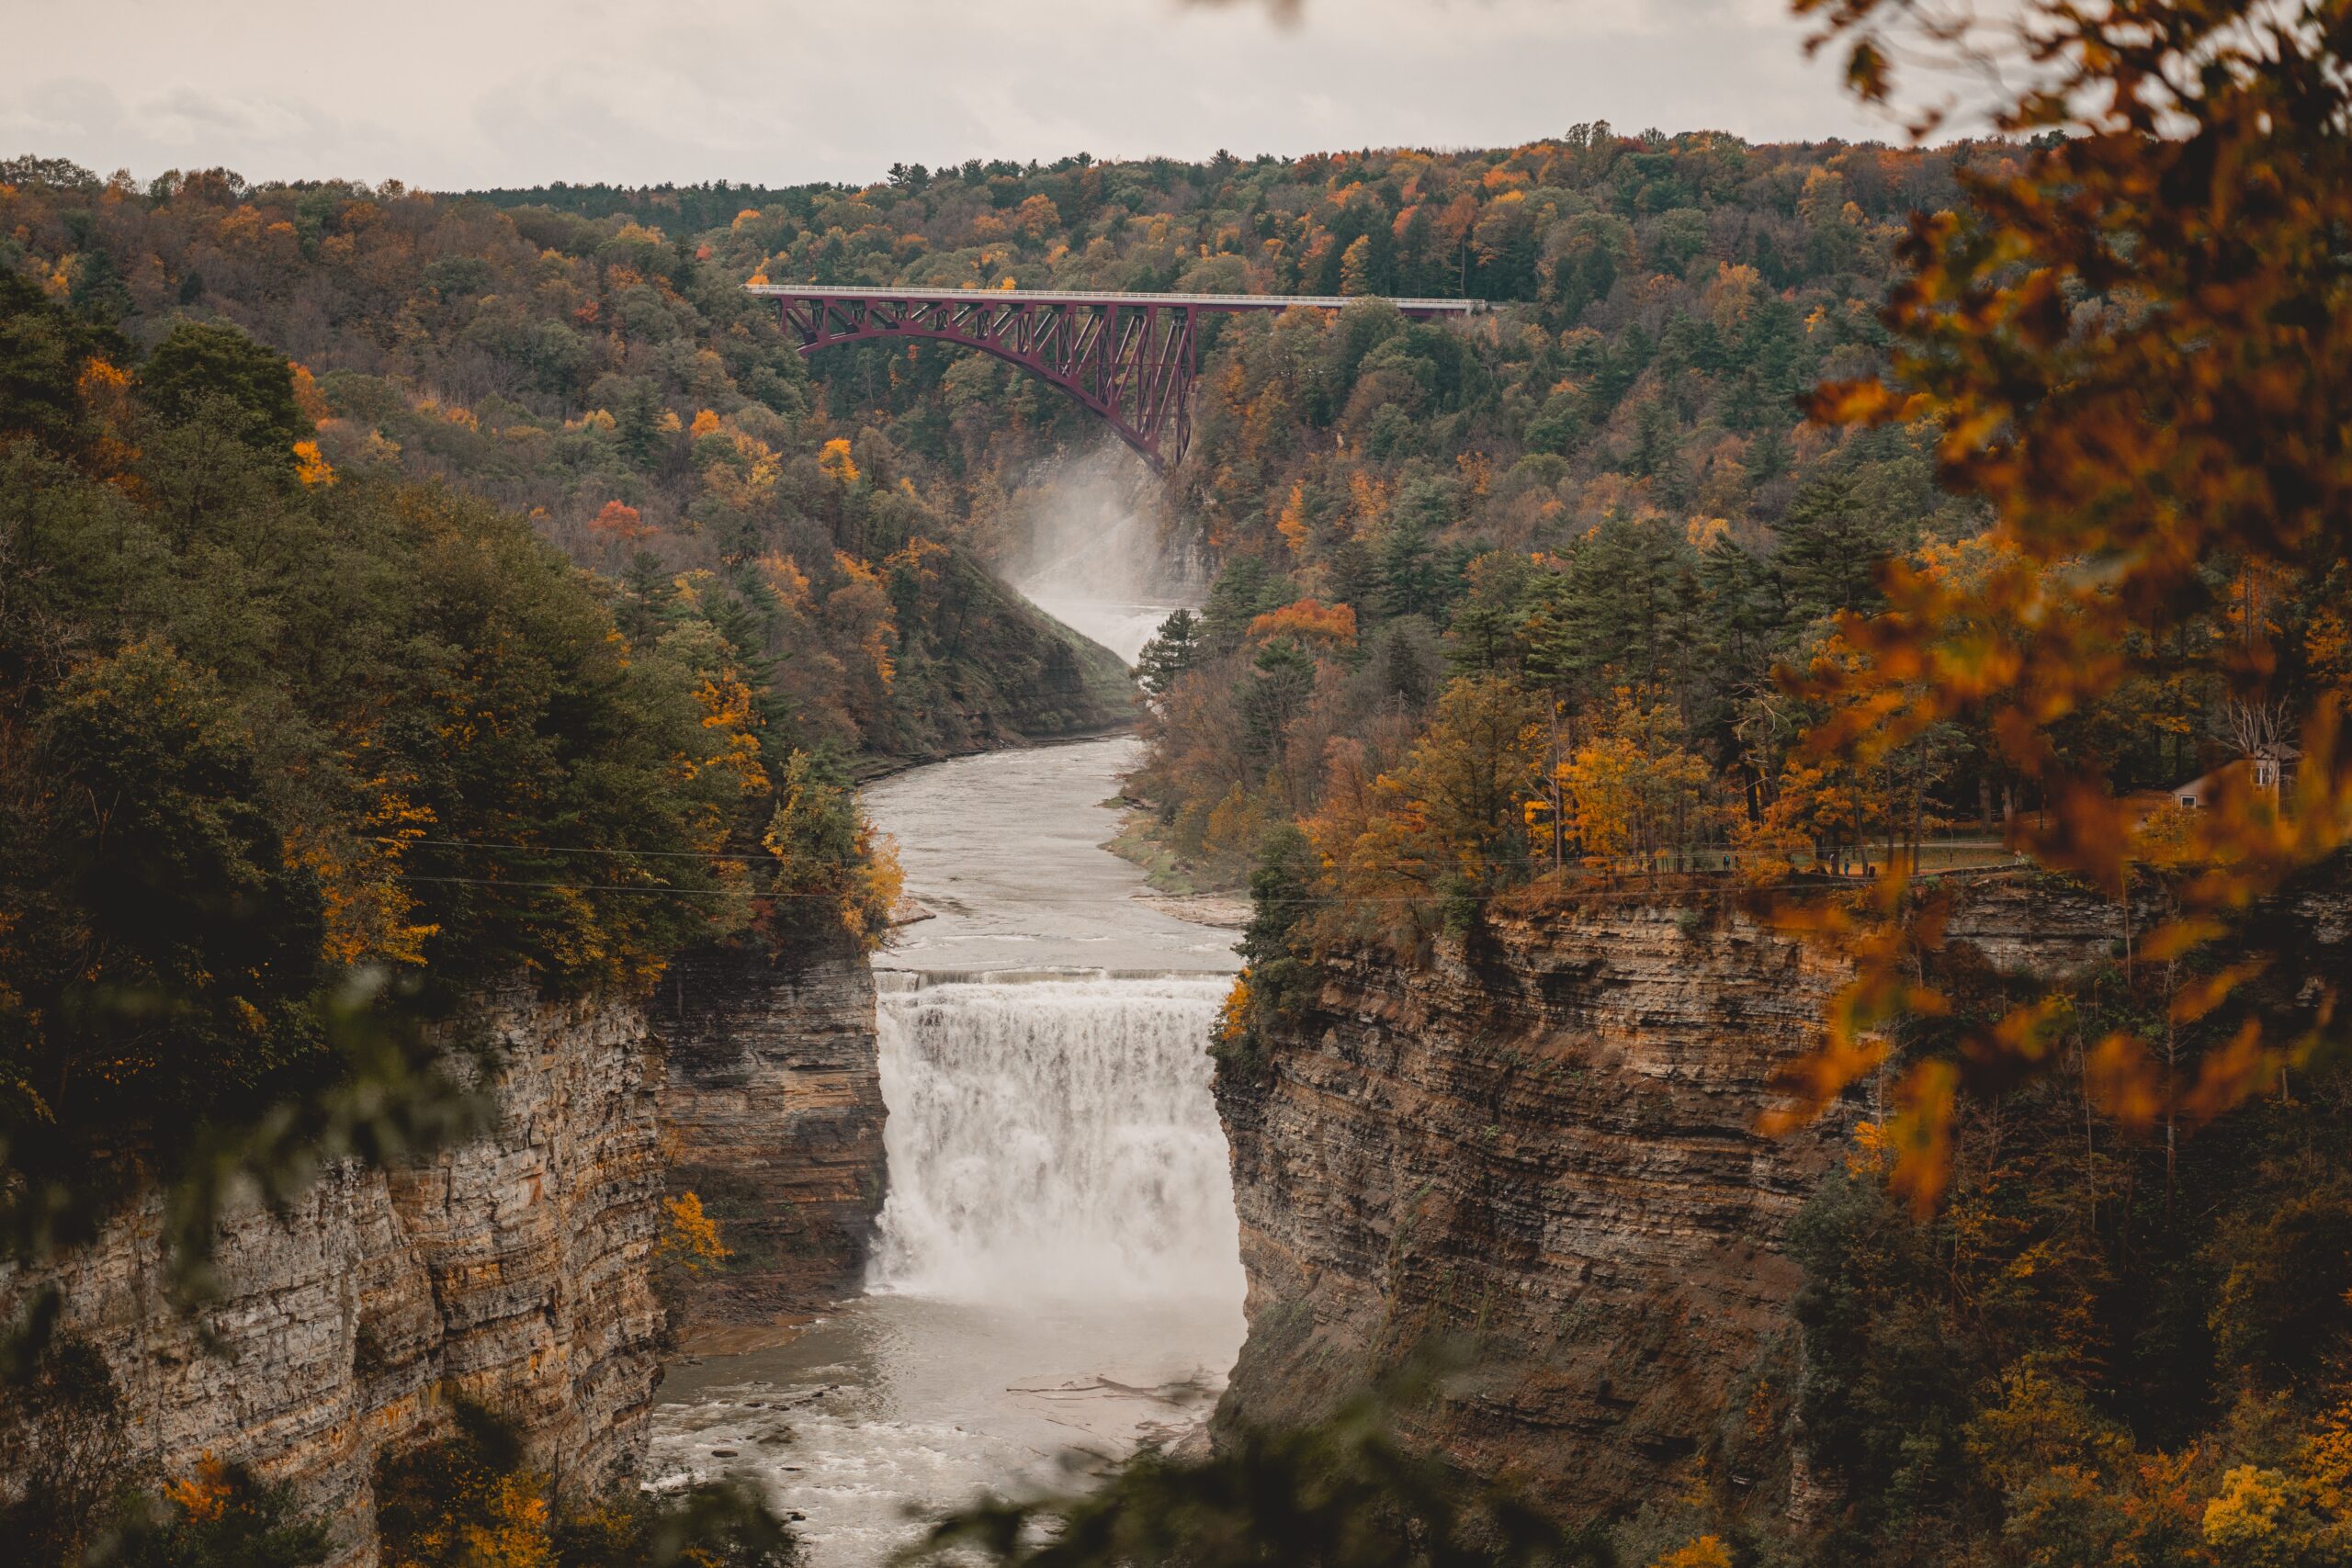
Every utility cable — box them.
[398,874,845,899]
[375,833,769,863]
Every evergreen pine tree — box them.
[1136,608,1202,698]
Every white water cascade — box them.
[870,973,1245,1305]
[650,734,1249,1568]
[652,531,1239,1563]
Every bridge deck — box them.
[746,283,1487,313]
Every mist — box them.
[1001,446,1206,664]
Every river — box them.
[649,599,1245,1566]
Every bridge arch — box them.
[752,285,1485,474]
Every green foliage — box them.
[1219,824,1323,1067]
[0,166,1129,773]
[2,411,748,1122]
[43,636,328,1087]
[759,748,899,953]
[0,1335,132,1566]
[0,238,850,1371]
[2208,1174,2352,1390]
[377,1403,798,1568]
[1136,608,1202,699]
[1772,470,1904,626]
[763,750,860,886]
[0,1334,329,1568]
[0,270,125,457]
[1784,1169,1974,1543]
[552,1485,803,1568]
[140,321,308,461]
[1754,971,2352,1568]
[373,1401,533,1567]
[1097,134,2082,912]
[99,1467,331,1568]
[1123,124,2341,921]
[1242,824,1320,974]
[1201,558,1296,658]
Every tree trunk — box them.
[1910,738,1928,875]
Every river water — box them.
[649,601,1244,1566]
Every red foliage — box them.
[589,500,654,546]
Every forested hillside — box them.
[503,130,2346,1568]
[5,238,991,1163]
[0,157,1130,772]
[0,266,857,1560]
[6,100,2350,1568]
[452,130,2335,917]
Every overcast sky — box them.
[3,0,1891,192]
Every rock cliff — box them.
[1213,868,2348,1517]
[0,994,665,1566]
[1,939,898,1558]
[651,942,887,1335]
[1213,892,1858,1511]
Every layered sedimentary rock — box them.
[0,995,664,1566]
[650,942,887,1329]
[1213,893,1882,1510]
[1214,868,2350,1515]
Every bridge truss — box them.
[749,285,1485,473]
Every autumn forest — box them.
[5,0,2352,1563]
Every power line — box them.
[374,834,768,863]
[378,843,2018,908]
[398,874,848,900]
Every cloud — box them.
[141,87,334,149]
[0,78,124,159]
[0,0,1886,190]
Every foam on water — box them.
[648,1293,1232,1565]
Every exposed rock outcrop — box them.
[1214,894,1855,1512]
[1214,868,2349,1517]
[651,942,887,1332]
[0,994,664,1566]
[3,934,899,1557]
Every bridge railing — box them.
[746,283,1489,315]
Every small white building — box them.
[2171,745,2296,809]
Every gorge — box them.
[653,730,1246,1566]
[7,551,2345,1566]
[6,93,2349,1568]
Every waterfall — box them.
[869,972,1246,1306]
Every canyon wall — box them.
[0,994,666,1566]
[1214,868,2349,1516]
[1,941,896,1561]
[1211,877,2145,1514]
[651,942,888,1335]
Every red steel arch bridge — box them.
[748,284,1487,474]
